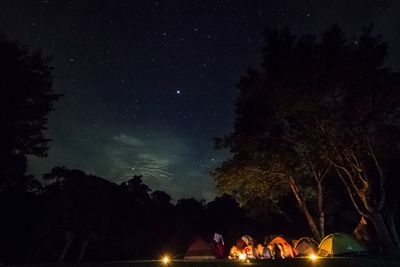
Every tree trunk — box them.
[25,248,33,264]
[333,164,400,255]
[353,216,377,251]
[289,176,321,241]
[77,240,88,263]
[317,180,325,240]
[368,211,399,255]
[319,212,325,240]
[59,231,74,262]
[387,212,400,250]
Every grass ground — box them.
[8,257,400,267]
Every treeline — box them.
[0,29,308,264]
[1,166,305,264]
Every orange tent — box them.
[265,235,294,258]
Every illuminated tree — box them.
[215,25,400,252]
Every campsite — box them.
[1,1,400,266]
[10,233,400,267]
[185,233,367,260]
[152,233,398,267]
[7,257,400,267]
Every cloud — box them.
[29,126,223,202]
[105,132,190,194]
[112,133,144,147]
[106,131,220,201]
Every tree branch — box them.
[367,135,386,210]
[328,156,369,208]
[335,168,369,218]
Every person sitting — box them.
[256,244,264,259]
[244,245,255,259]
[228,245,240,259]
[262,245,272,259]
[273,244,283,259]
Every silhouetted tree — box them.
[120,175,151,205]
[39,167,120,262]
[205,194,246,245]
[0,166,269,263]
[174,198,206,251]
[0,34,60,191]
[151,190,172,206]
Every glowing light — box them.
[309,253,317,261]
[176,90,181,94]
[238,253,247,260]
[162,256,170,264]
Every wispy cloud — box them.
[112,134,144,147]
[29,126,224,201]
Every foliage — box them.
[0,166,263,263]
[0,34,60,191]
[214,24,400,249]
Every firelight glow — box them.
[309,253,317,261]
[238,253,247,260]
[162,256,170,264]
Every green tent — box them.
[318,233,367,256]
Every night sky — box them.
[1,0,399,201]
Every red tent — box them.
[184,236,216,260]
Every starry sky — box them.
[1,0,399,201]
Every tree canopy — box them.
[214,24,400,252]
[0,34,61,191]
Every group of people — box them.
[228,243,293,259]
[228,235,294,260]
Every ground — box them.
[7,258,400,267]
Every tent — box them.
[184,236,216,260]
[228,235,257,259]
[264,235,294,258]
[236,235,255,249]
[318,233,367,256]
[293,237,318,256]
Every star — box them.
[176,90,181,95]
